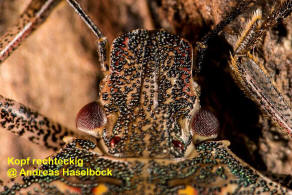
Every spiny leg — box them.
[234,0,292,54]
[194,0,255,73]
[0,95,78,151]
[0,0,62,64]
[227,1,292,135]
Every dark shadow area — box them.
[194,35,268,172]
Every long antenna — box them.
[66,0,109,71]
[66,0,104,39]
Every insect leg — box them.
[194,0,255,73]
[0,0,62,64]
[0,95,78,151]
[228,1,292,135]
[66,0,109,72]
[235,0,292,54]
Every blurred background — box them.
[0,0,291,187]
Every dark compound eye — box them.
[76,101,107,133]
[192,109,219,137]
[110,136,121,148]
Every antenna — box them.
[66,0,104,39]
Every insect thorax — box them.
[99,30,200,158]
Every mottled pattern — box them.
[1,139,290,194]
[0,0,61,63]
[99,30,199,158]
[0,95,75,151]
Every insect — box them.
[0,0,292,194]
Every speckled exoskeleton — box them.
[0,0,292,194]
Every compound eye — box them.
[192,109,219,142]
[76,101,107,137]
